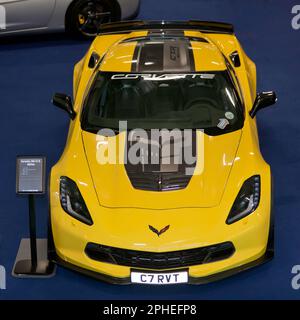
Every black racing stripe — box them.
[131,41,141,72]
[125,130,197,192]
[163,39,195,72]
[188,40,196,72]
[131,35,196,72]
[138,42,164,72]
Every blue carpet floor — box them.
[0,0,299,299]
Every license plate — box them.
[131,271,188,285]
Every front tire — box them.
[66,0,121,38]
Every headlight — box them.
[226,175,260,224]
[60,176,93,226]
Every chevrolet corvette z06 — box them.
[48,20,276,284]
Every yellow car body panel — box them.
[190,41,226,72]
[49,21,274,284]
[81,130,243,209]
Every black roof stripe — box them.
[131,41,141,72]
[188,40,196,72]
[130,37,197,73]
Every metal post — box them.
[28,194,37,269]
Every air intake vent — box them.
[125,130,197,192]
[128,172,192,191]
[85,242,235,269]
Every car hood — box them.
[82,130,241,209]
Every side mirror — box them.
[52,93,76,120]
[88,52,100,68]
[229,50,241,67]
[249,91,277,118]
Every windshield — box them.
[81,72,244,134]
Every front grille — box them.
[85,242,235,270]
[128,172,191,191]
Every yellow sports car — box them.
[48,20,277,284]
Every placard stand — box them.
[13,156,55,277]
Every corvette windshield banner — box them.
[111,73,216,80]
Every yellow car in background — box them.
[48,20,276,284]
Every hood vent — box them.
[125,130,197,191]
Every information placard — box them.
[16,156,46,194]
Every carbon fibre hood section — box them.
[124,130,196,191]
[81,130,241,209]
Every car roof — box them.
[99,31,227,73]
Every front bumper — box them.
[50,246,273,285]
[48,167,274,285]
[48,205,274,284]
